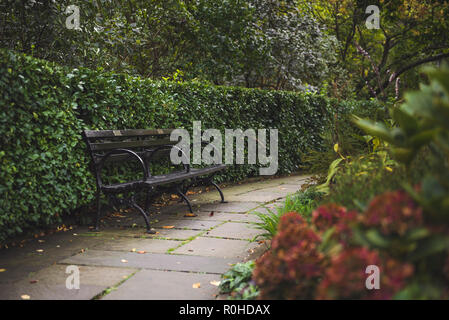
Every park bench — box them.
[82,129,226,234]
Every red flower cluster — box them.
[253,212,324,299]
[362,190,423,236]
[312,203,358,246]
[253,190,424,300]
[317,247,413,300]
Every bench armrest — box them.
[96,148,148,187]
[145,145,190,176]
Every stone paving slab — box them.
[151,219,221,231]
[204,222,263,240]
[0,174,308,300]
[190,174,310,203]
[172,237,259,259]
[60,250,238,274]
[227,190,286,202]
[197,201,261,213]
[0,228,107,284]
[92,238,181,254]
[166,211,262,223]
[0,264,136,300]
[98,203,205,229]
[267,184,303,194]
[102,270,221,300]
[88,228,202,241]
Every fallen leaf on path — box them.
[209,211,214,217]
[192,282,201,289]
[184,213,197,217]
[162,226,174,229]
[121,259,128,263]
[186,191,195,195]
[38,240,45,243]
[130,248,136,252]
[137,251,146,254]
[0,268,6,272]
[29,280,39,284]
[210,280,221,286]
[21,295,30,300]
[112,213,126,218]
[36,249,44,253]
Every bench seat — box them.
[101,164,227,193]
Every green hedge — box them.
[0,49,381,242]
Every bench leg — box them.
[176,187,194,214]
[144,192,152,213]
[95,192,102,231]
[211,180,226,203]
[129,198,156,234]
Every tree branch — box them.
[376,52,449,95]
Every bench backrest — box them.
[82,129,176,165]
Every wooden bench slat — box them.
[84,129,174,139]
[89,138,176,151]
[93,149,171,163]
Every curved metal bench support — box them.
[210,180,226,203]
[176,186,194,213]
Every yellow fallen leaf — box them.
[130,248,136,252]
[210,280,221,286]
[36,249,44,253]
[162,226,175,229]
[21,295,30,300]
[385,166,393,172]
[334,143,339,153]
[0,268,6,272]
[192,282,201,289]
[121,259,128,263]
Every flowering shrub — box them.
[252,191,449,299]
[312,203,358,247]
[253,212,324,299]
[317,247,413,300]
[312,203,350,232]
[252,68,449,300]
[362,190,423,236]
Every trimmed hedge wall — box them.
[0,50,381,242]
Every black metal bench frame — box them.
[82,129,226,234]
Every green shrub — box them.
[219,261,259,300]
[0,49,355,242]
[252,67,449,300]
[323,151,406,210]
[354,66,449,220]
[300,99,389,173]
[0,49,388,242]
[250,187,323,240]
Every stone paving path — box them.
[0,174,310,300]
